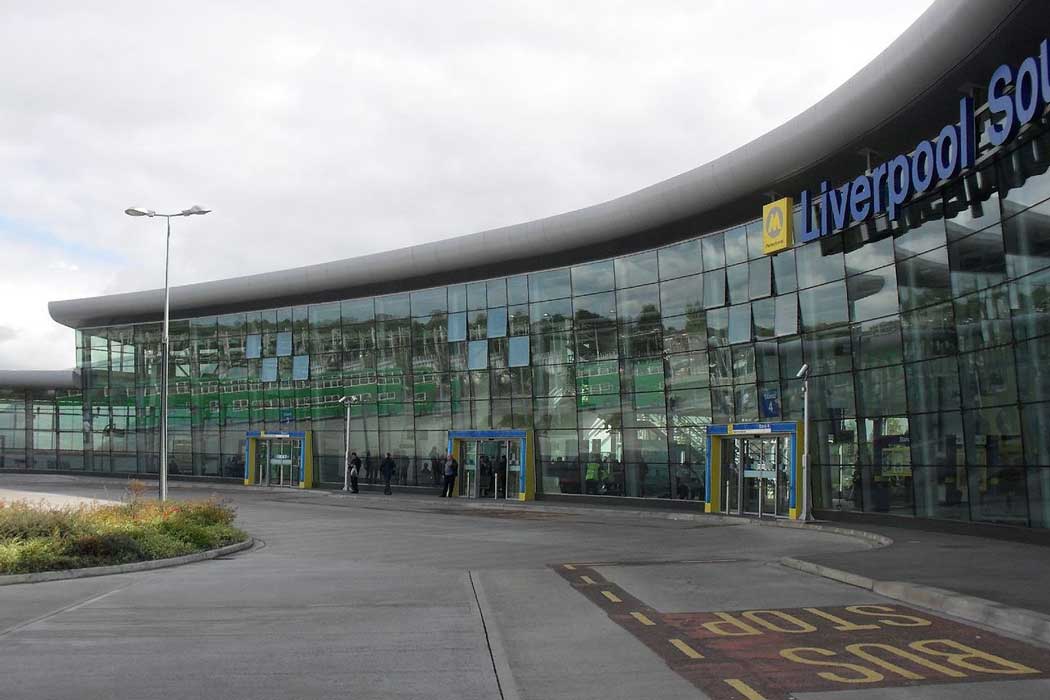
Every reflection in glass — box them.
[660,275,703,317]
[659,239,701,280]
[615,251,659,288]
[572,260,615,296]
[799,281,848,332]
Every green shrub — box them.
[0,496,246,575]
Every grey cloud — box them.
[0,1,932,371]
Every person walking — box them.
[380,452,396,495]
[442,452,459,497]
[349,451,361,493]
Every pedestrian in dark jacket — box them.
[380,453,396,495]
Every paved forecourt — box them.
[0,476,1046,700]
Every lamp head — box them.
[180,205,211,216]
[125,207,155,217]
[796,363,810,379]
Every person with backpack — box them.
[349,451,362,493]
[380,453,396,495]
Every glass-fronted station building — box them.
[5,0,1050,529]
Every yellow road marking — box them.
[563,564,575,570]
[580,575,596,585]
[669,638,704,659]
[630,612,655,626]
[601,590,622,603]
[724,678,766,700]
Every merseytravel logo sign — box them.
[762,197,793,255]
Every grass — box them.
[0,484,248,575]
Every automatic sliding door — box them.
[721,438,741,514]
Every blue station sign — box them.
[796,37,1050,243]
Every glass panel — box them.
[572,260,614,296]
[706,308,728,347]
[748,257,771,299]
[659,239,701,280]
[666,351,709,390]
[487,307,508,338]
[701,232,726,271]
[507,276,528,305]
[486,279,507,308]
[902,301,956,361]
[897,247,951,311]
[245,334,261,359]
[467,341,488,370]
[944,163,1001,239]
[410,288,447,317]
[375,293,410,319]
[805,326,852,375]
[771,250,797,294]
[751,297,775,339]
[291,355,309,381]
[954,286,1012,352]
[529,269,571,301]
[1000,129,1050,212]
[723,226,748,266]
[532,331,574,365]
[260,358,278,383]
[746,220,766,260]
[703,270,726,308]
[948,226,1006,296]
[447,312,467,342]
[799,281,848,332]
[855,366,907,417]
[276,332,293,357]
[965,413,1027,525]
[774,294,798,337]
[728,304,751,345]
[467,282,487,310]
[448,285,467,313]
[615,251,659,288]
[796,238,845,288]
[726,263,749,305]
[1012,268,1050,341]
[847,264,899,322]
[958,346,1017,409]
[508,337,529,368]
[660,275,703,318]
[851,317,902,369]
[844,232,894,276]
[530,299,573,333]
[894,209,946,261]
[1004,204,1050,279]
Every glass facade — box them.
[6,92,1050,530]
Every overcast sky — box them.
[0,1,933,371]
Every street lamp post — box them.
[125,206,211,501]
[339,396,352,491]
[796,363,812,522]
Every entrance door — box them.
[722,436,785,516]
[505,439,521,499]
[721,438,741,514]
[263,438,301,487]
[457,438,521,500]
[741,437,779,516]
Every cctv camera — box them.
[338,396,350,405]
[796,364,809,379]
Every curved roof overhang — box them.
[49,0,1039,329]
[0,369,80,390]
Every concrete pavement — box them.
[1,475,1048,700]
